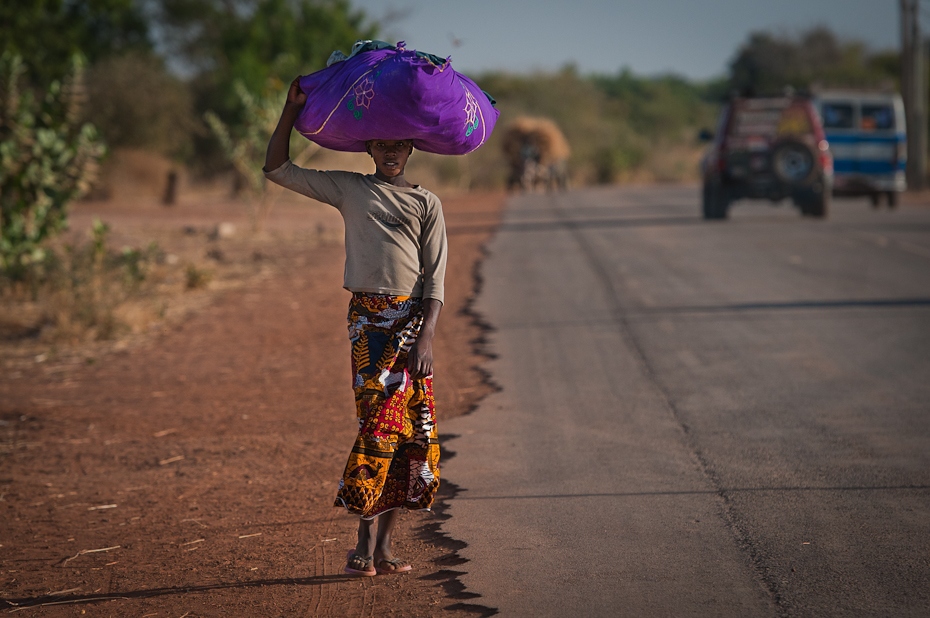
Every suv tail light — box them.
[704,148,725,175]
[818,140,833,174]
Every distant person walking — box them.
[264,78,447,577]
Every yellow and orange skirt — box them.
[334,293,440,519]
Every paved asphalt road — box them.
[440,187,930,617]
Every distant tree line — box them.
[466,26,901,185]
[0,3,905,185]
[729,26,899,97]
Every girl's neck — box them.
[375,171,413,188]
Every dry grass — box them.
[2,234,185,355]
[635,142,705,184]
[0,167,344,372]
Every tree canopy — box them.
[156,0,377,112]
[728,26,899,97]
[150,0,378,170]
[0,0,151,85]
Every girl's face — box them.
[368,140,413,179]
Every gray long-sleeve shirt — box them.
[264,159,447,303]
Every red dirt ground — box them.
[0,185,505,617]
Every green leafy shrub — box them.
[0,54,106,280]
[120,242,162,288]
[184,263,212,290]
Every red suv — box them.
[701,96,833,219]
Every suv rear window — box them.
[730,100,812,140]
[861,104,894,130]
[822,103,854,129]
[731,105,785,138]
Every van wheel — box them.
[702,184,729,219]
[887,192,898,209]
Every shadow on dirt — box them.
[1,573,350,611]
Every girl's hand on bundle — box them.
[286,78,307,109]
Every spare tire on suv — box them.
[699,96,833,219]
[771,139,817,186]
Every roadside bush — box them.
[0,54,106,281]
[184,263,212,290]
[205,80,317,229]
[0,218,166,343]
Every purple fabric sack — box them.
[294,41,499,155]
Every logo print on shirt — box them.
[368,211,409,229]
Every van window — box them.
[861,104,894,130]
[822,102,854,129]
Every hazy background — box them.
[0,0,915,299]
[349,0,901,78]
[2,0,909,194]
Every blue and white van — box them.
[815,90,907,206]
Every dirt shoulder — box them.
[0,188,505,616]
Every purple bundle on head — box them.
[294,41,499,155]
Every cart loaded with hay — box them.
[502,116,571,192]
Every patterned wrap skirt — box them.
[335,293,441,519]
